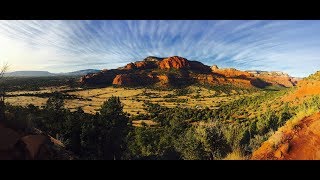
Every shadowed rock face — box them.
[80,70,119,86]
[189,61,211,73]
[80,56,298,88]
[112,74,158,86]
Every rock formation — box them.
[246,70,298,87]
[211,65,219,71]
[80,56,298,88]
[159,56,190,69]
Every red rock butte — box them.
[80,56,299,88]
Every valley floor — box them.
[5,85,256,116]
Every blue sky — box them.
[0,20,320,77]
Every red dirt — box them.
[252,112,320,160]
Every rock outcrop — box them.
[112,74,157,86]
[157,56,210,72]
[156,75,170,86]
[211,65,219,71]
[113,74,134,86]
[80,69,118,86]
[246,70,298,87]
[159,56,190,69]
[0,124,75,160]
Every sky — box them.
[0,20,320,77]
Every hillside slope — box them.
[252,71,320,160]
[252,112,320,160]
[283,71,320,102]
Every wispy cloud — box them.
[0,20,319,77]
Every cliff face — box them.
[112,73,158,86]
[112,74,134,86]
[80,56,297,88]
[158,56,211,72]
[159,56,190,69]
[189,61,211,73]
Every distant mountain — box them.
[58,69,101,76]
[5,69,100,77]
[5,71,55,77]
[80,56,299,88]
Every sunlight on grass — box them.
[224,148,247,160]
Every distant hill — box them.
[5,71,55,77]
[5,69,100,77]
[57,69,101,76]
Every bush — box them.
[176,123,230,160]
[249,133,271,151]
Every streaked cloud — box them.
[0,20,320,77]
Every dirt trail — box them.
[252,112,320,160]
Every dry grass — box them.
[6,86,254,115]
[6,96,47,107]
[266,108,318,149]
[268,130,283,148]
[224,148,248,160]
[132,120,158,127]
